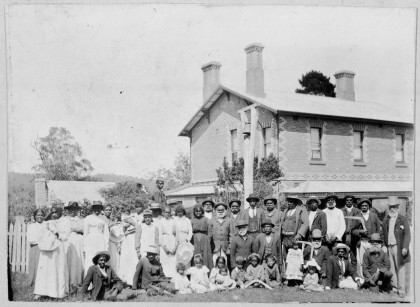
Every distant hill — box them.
[93,173,155,193]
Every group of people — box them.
[26,179,411,301]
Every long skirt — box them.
[84,231,107,274]
[34,243,69,298]
[192,233,213,270]
[160,234,177,278]
[108,241,122,276]
[66,232,84,288]
[119,233,138,286]
[28,244,40,287]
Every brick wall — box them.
[279,114,414,180]
[190,93,248,182]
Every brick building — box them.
[167,43,413,212]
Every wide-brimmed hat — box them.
[343,195,357,203]
[64,201,81,210]
[357,198,372,209]
[310,229,323,240]
[333,243,350,254]
[91,200,104,210]
[235,220,248,228]
[214,202,228,210]
[303,259,321,271]
[143,209,153,216]
[388,196,401,208]
[146,245,159,255]
[92,251,111,264]
[306,196,321,206]
[263,197,277,206]
[324,194,339,202]
[229,199,242,207]
[246,193,260,202]
[248,253,261,262]
[261,218,274,228]
[368,233,383,243]
[285,195,302,205]
[149,203,161,211]
[202,198,215,207]
[235,255,246,264]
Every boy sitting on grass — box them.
[231,256,251,289]
[245,253,272,289]
[263,255,282,288]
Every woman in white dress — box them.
[135,209,160,258]
[61,201,84,291]
[159,205,177,278]
[27,209,45,287]
[83,201,110,275]
[34,207,69,299]
[118,206,138,285]
[108,210,125,276]
[174,205,193,244]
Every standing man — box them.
[322,195,346,251]
[382,201,411,298]
[341,195,360,256]
[202,198,215,221]
[279,196,309,258]
[152,178,167,210]
[210,203,232,265]
[352,198,381,278]
[240,194,265,239]
[263,196,283,234]
[306,196,327,238]
[230,220,254,269]
[362,233,393,293]
[229,199,242,236]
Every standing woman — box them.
[119,206,138,285]
[61,201,85,290]
[83,201,110,275]
[190,204,213,270]
[135,209,160,258]
[34,207,69,299]
[27,209,45,287]
[159,205,177,278]
[108,209,125,276]
[174,205,193,244]
[101,204,113,225]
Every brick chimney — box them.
[334,70,355,101]
[201,61,221,103]
[245,43,265,97]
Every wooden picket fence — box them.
[8,216,30,273]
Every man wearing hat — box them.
[151,177,167,210]
[132,246,174,293]
[322,194,346,251]
[341,195,360,256]
[263,196,283,233]
[381,199,411,297]
[210,202,233,265]
[352,198,381,278]
[229,199,243,236]
[149,202,163,228]
[325,243,362,290]
[202,198,216,221]
[253,218,281,264]
[303,229,330,285]
[362,233,393,293]
[306,196,327,239]
[240,194,265,239]
[230,220,255,269]
[279,195,309,256]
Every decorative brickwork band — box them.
[201,62,222,72]
[334,71,355,79]
[309,119,323,128]
[395,126,406,135]
[352,123,366,131]
[244,43,264,54]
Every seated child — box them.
[186,254,211,293]
[299,260,324,292]
[245,253,272,289]
[210,265,236,290]
[173,263,193,294]
[285,241,304,286]
[231,256,251,289]
[263,255,282,288]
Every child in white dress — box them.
[186,254,211,293]
[299,260,324,292]
[285,241,304,286]
[173,263,193,294]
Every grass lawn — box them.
[11,272,410,303]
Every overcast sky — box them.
[7,4,416,177]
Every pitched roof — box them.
[46,180,116,204]
[179,84,413,136]
[166,183,215,197]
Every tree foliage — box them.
[32,127,94,180]
[295,70,336,97]
[99,181,149,210]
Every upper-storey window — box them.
[396,133,405,163]
[231,129,238,162]
[353,130,364,162]
[310,127,322,160]
[263,127,272,158]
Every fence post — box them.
[25,223,30,273]
[8,223,13,263]
[21,222,27,273]
[11,222,18,272]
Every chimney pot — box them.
[201,61,221,103]
[334,70,355,101]
[245,43,265,97]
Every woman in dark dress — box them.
[190,204,213,270]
